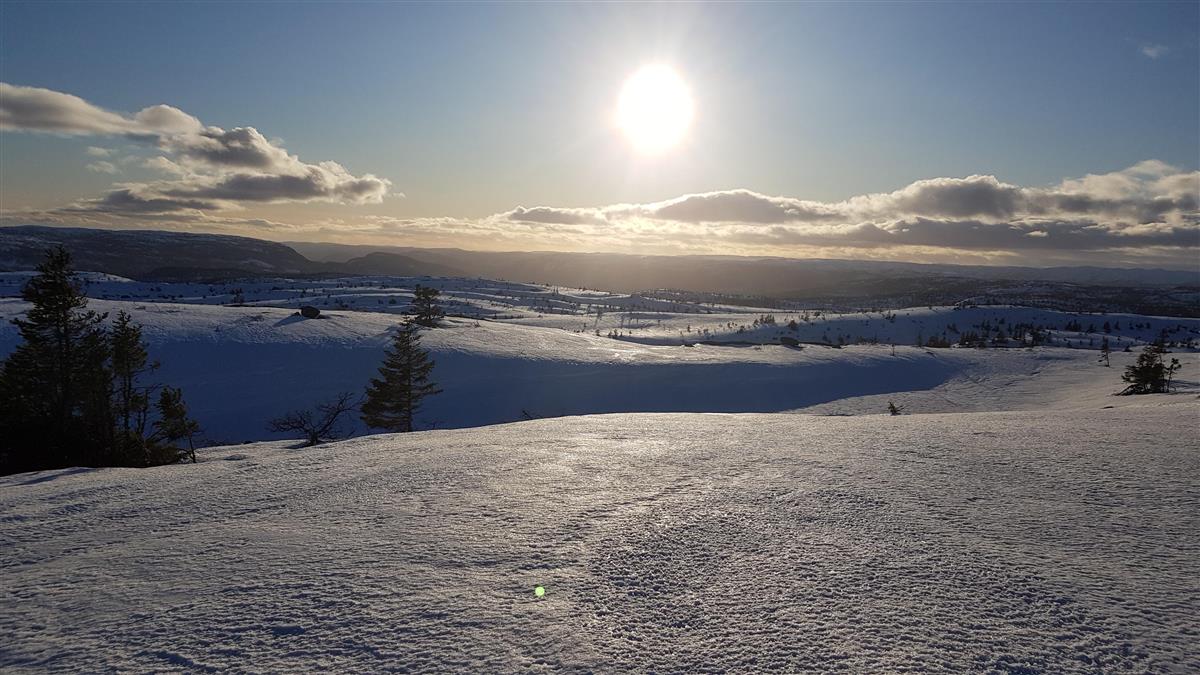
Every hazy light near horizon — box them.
[615,65,694,155]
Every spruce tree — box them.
[361,321,441,432]
[0,247,110,472]
[111,311,159,464]
[153,387,201,463]
[1121,344,1168,394]
[410,285,445,328]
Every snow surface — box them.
[2,297,1194,445]
[2,273,1198,670]
[2,405,1198,671]
[4,272,1196,349]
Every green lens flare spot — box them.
[534,586,545,597]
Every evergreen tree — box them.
[0,247,110,472]
[1120,344,1169,394]
[410,285,445,328]
[154,387,201,463]
[111,311,159,464]
[0,249,198,475]
[1099,336,1111,367]
[361,321,441,432]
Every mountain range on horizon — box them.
[3,224,1197,281]
[0,225,1197,317]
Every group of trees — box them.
[268,284,444,446]
[1119,343,1182,395]
[0,255,447,470]
[0,248,199,475]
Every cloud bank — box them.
[487,161,1198,261]
[0,82,390,214]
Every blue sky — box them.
[1,2,1197,267]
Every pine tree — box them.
[1120,344,1168,394]
[0,247,110,472]
[111,311,159,464]
[154,387,201,463]
[1099,336,1111,367]
[361,321,441,432]
[410,285,445,328]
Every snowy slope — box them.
[0,298,958,443]
[2,406,1197,672]
[3,298,1192,445]
[4,272,1196,350]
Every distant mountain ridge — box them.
[0,226,460,282]
[287,241,1199,290]
[1,226,1196,308]
[0,226,319,280]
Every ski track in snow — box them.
[2,407,1198,672]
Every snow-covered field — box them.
[2,404,1197,672]
[4,272,1196,349]
[1,273,1197,445]
[2,272,1198,671]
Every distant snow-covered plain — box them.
[0,273,1197,671]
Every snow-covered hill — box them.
[2,271,1198,671]
[1,296,1194,445]
[2,406,1197,671]
[5,272,1197,349]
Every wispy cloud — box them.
[1140,44,1169,59]
[85,160,119,174]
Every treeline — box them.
[0,248,199,476]
[0,250,449,473]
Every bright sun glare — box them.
[616,65,694,155]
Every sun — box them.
[615,65,694,155]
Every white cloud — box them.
[11,160,1184,264]
[85,161,119,174]
[1,84,1195,268]
[491,162,1198,258]
[0,83,200,136]
[1,82,390,213]
[1141,44,1168,59]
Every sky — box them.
[1,1,1197,269]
